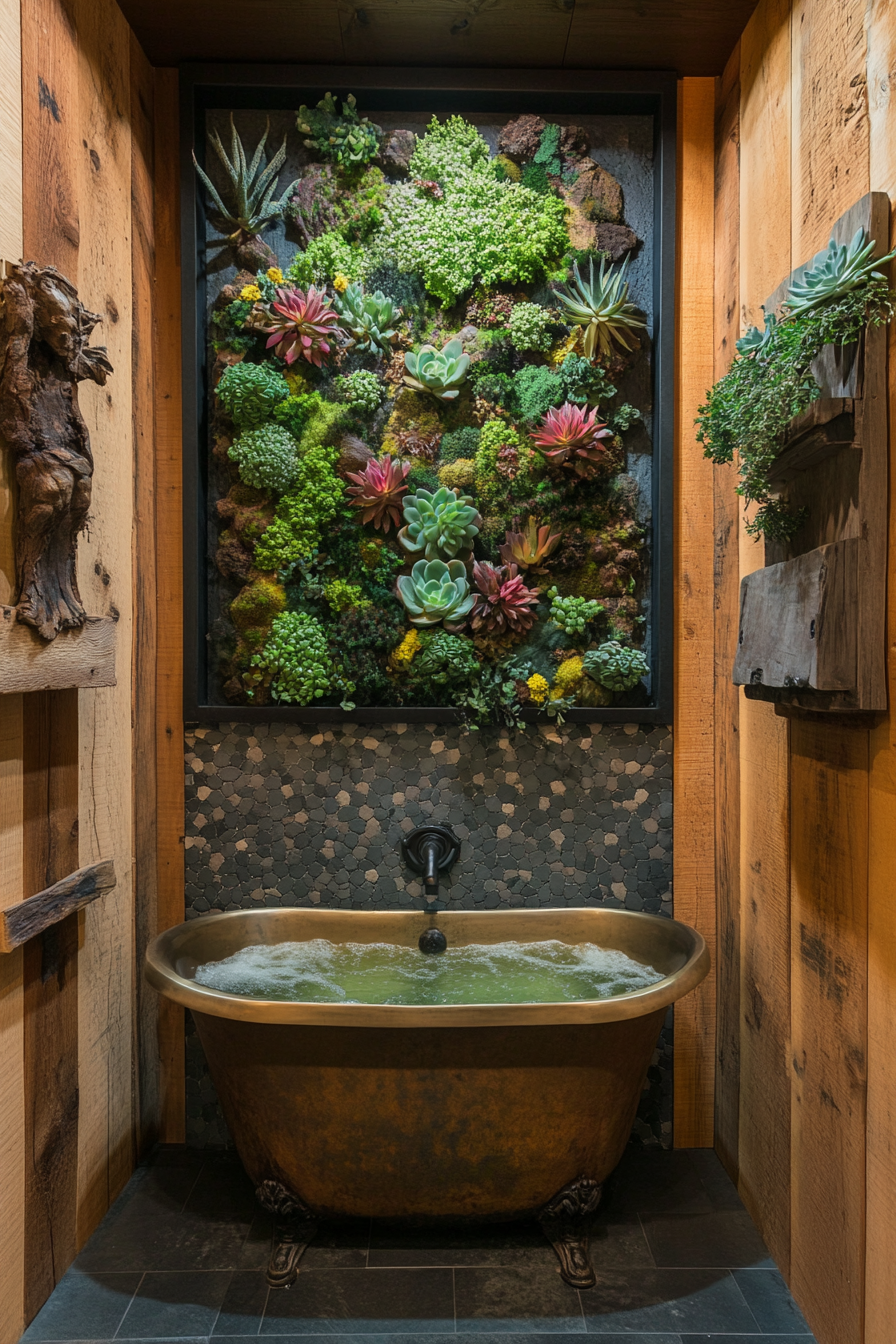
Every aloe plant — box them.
[555,255,646,361]
[396,559,475,630]
[785,227,896,318]
[334,283,402,356]
[193,116,298,269]
[404,337,470,401]
[398,486,481,561]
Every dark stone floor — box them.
[21,1146,815,1344]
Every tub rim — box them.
[145,906,710,1027]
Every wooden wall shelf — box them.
[734,191,889,718]
[0,607,117,693]
[0,859,116,953]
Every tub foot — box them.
[539,1176,603,1289]
[256,1179,318,1289]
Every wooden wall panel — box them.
[673,77,717,1148]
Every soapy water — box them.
[193,938,665,1005]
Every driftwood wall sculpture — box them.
[0,261,113,640]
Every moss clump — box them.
[385,388,443,441]
[440,425,481,463]
[230,572,287,639]
[438,458,476,491]
[254,403,348,570]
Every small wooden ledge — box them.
[0,606,117,692]
[770,398,858,483]
[0,859,116,952]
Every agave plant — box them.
[469,562,541,637]
[555,255,646,361]
[404,338,470,401]
[398,487,481,561]
[193,116,298,269]
[345,456,411,532]
[499,517,562,573]
[334,283,402,357]
[531,403,613,477]
[264,286,340,367]
[396,559,475,631]
[784,227,896,318]
[735,310,778,357]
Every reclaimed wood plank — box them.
[116,0,344,65]
[71,0,136,1246]
[673,77,717,1148]
[563,0,759,77]
[0,609,116,692]
[713,40,743,1185]
[0,859,115,954]
[153,67,186,1144]
[337,0,573,68]
[20,0,79,277]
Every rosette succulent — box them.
[404,337,470,401]
[216,361,289,429]
[264,285,340,367]
[555,255,646,360]
[297,93,382,171]
[531,403,613,477]
[499,517,562,573]
[333,368,383,415]
[228,424,299,493]
[735,310,778,357]
[396,559,475,630]
[548,588,604,635]
[334,283,402,356]
[469,562,541,637]
[784,227,896,318]
[345,456,411,532]
[192,116,298,267]
[398,486,481,560]
[583,641,649,692]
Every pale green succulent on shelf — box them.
[334,283,402,357]
[583,641,649,693]
[193,116,298,243]
[735,310,778,357]
[403,337,470,401]
[396,559,475,630]
[398,486,481,561]
[555,255,646,361]
[784,227,896,318]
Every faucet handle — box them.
[400,825,461,895]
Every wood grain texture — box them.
[22,689,80,1324]
[864,4,896,1335]
[117,0,344,65]
[20,0,79,277]
[71,0,136,1246]
[712,41,742,1184]
[337,0,574,68]
[0,0,23,608]
[673,77,717,1148]
[0,609,116,691]
[0,859,115,953]
[152,67,186,1143]
[789,722,868,1344]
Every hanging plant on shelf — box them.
[697,227,896,541]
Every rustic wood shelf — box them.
[0,607,117,693]
[769,398,858,483]
[0,859,116,953]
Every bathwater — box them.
[193,938,664,1005]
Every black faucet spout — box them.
[400,825,461,901]
[422,839,441,894]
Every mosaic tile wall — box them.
[184,720,673,1148]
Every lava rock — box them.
[497,113,546,163]
[336,433,374,478]
[377,129,416,175]
[561,160,624,250]
[595,223,640,262]
[559,124,590,163]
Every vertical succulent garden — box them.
[201,102,653,726]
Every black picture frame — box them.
[180,64,677,725]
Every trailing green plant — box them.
[555,255,646,360]
[409,631,481,693]
[547,588,605,635]
[297,93,382,171]
[396,558,475,630]
[216,362,289,429]
[507,302,553,353]
[557,353,616,405]
[399,486,481,560]
[228,425,299,494]
[323,578,368,612]
[404,338,470,401]
[334,283,402,356]
[333,369,383,416]
[697,276,896,539]
[583,640,649,692]
[193,116,298,255]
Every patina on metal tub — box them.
[145,907,709,1289]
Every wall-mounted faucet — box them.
[400,824,461,900]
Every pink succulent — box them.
[499,517,562,573]
[264,285,339,367]
[469,561,541,636]
[345,456,411,532]
[530,402,613,478]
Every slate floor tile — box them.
[687,1151,746,1213]
[368,1219,555,1268]
[732,1269,814,1333]
[681,1337,816,1343]
[580,1268,758,1334]
[454,1266,585,1333]
[641,1209,771,1268]
[185,1158,259,1222]
[76,1199,253,1274]
[600,1151,712,1224]
[212,1269,270,1335]
[22,1271,141,1342]
[588,1221,655,1271]
[115,1270,231,1338]
[260,1267,455,1334]
[302,1220,371,1269]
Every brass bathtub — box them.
[145,907,709,1288]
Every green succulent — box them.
[399,486,481,560]
[228,425,298,494]
[332,369,383,416]
[193,116,298,242]
[253,404,347,569]
[507,302,553,353]
[250,610,354,707]
[583,641,649,692]
[334,283,402,356]
[556,255,646,360]
[404,337,470,401]
[216,362,289,429]
[411,631,481,689]
[557,353,616,405]
[785,227,896,318]
[439,426,481,462]
[297,93,382,171]
[396,559,475,630]
[547,587,605,635]
[735,310,778,357]
[323,578,369,612]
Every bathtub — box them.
[145,907,709,1289]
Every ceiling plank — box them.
[337,0,574,69]
[116,1,345,66]
[564,1,760,77]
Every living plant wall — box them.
[187,83,671,725]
